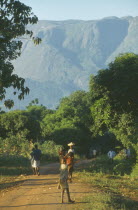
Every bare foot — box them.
[68,199,75,203]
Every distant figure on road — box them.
[93,149,97,158]
[124,148,131,159]
[107,150,116,162]
[57,160,75,203]
[31,144,41,175]
[30,148,35,175]
[126,148,131,158]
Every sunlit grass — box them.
[74,157,138,210]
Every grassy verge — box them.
[74,156,138,210]
[0,155,32,191]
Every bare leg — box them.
[70,171,72,182]
[68,171,71,181]
[66,188,74,203]
[68,167,71,182]
[69,167,73,182]
[61,189,65,203]
[32,167,36,175]
[36,167,40,175]
[34,167,37,175]
[57,182,60,189]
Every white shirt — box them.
[126,149,131,157]
[93,150,97,155]
[108,151,116,159]
[68,148,75,153]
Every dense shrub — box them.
[113,150,135,175]
[40,140,62,161]
[131,163,138,178]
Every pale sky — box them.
[21,0,138,21]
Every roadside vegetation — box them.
[74,155,138,210]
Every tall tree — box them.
[90,53,138,115]
[89,53,138,155]
[0,0,41,108]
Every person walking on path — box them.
[93,149,97,158]
[30,148,36,175]
[31,144,41,175]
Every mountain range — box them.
[5,16,138,109]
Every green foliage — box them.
[0,0,41,108]
[26,105,53,121]
[27,98,39,107]
[40,140,61,161]
[89,53,138,161]
[131,162,138,178]
[90,53,138,115]
[0,135,30,156]
[78,154,134,177]
[110,113,138,153]
[0,110,40,141]
[0,155,30,167]
[113,151,135,176]
[0,155,31,180]
[41,90,92,153]
[90,95,112,135]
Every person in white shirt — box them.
[126,148,131,158]
[93,149,97,158]
[107,150,116,162]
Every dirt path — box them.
[0,160,92,210]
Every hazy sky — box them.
[21,0,138,20]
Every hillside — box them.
[6,16,138,109]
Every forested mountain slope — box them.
[8,16,138,109]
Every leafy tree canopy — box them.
[0,109,41,141]
[90,53,138,115]
[89,53,138,154]
[0,0,41,109]
[41,90,92,151]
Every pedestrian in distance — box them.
[93,149,97,158]
[31,144,41,175]
[30,148,36,175]
[124,148,131,159]
[107,150,116,163]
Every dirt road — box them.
[0,160,92,210]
